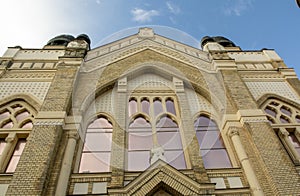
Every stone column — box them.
[228,127,264,196]
[55,131,79,196]
[0,133,17,172]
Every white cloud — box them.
[131,8,159,23]
[96,0,101,5]
[224,0,253,16]
[166,1,181,14]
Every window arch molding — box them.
[129,114,151,126]
[154,113,179,126]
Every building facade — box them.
[0,27,300,195]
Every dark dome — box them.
[76,34,91,45]
[46,34,75,46]
[201,36,236,48]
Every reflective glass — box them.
[165,150,186,169]
[0,140,6,155]
[83,133,112,151]
[153,99,163,116]
[156,117,177,128]
[166,99,176,115]
[128,99,138,117]
[264,108,276,117]
[0,111,10,121]
[194,116,216,128]
[196,131,225,149]
[15,111,30,122]
[79,152,111,173]
[289,133,300,148]
[6,140,26,172]
[5,157,20,173]
[129,117,151,128]
[128,132,153,150]
[157,132,182,149]
[88,118,112,128]
[127,151,150,171]
[141,99,150,115]
[280,106,292,117]
[200,149,232,168]
[280,116,289,123]
[2,121,13,128]
[22,122,33,129]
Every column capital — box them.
[67,131,79,140]
[5,133,17,143]
[228,126,240,138]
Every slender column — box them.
[229,127,264,196]
[0,133,17,172]
[55,131,79,196]
[279,128,300,163]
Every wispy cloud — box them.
[131,8,159,23]
[166,1,181,14]
[224,0,253,16]
[96,0,101,5]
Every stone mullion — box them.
[176,92,209,183]
[6,64,80,195]
[0,133,17,172]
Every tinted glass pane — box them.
[0,111,10,121]
[196,131,225,149]
[157,132,182,149]
[141,99,150,115]
[280,116,289,123]
[288,133,300,148]
[127,151,150,171]
[15,111,30,122]
[194,116,216,128]
[22,122,33,129]
[164,150,186,169]
[79,152,110,173]
[129,117,151,128]
[84,133,112,151]
[128,132,153,150]
[153,99,163,116]
[280,107,292,117]
[264,108,276,117]
[296,115,300,123]
[13,140,26,156]
[5,156,20,173]
[0,140,6,155]
[2,121,13,128]
[156,117,177,128]
[128,99,138,117]
[88,118,112,128]
[200,149,232,168]
[166,99,176,115]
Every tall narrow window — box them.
[194,115,232,169]
[166,98,176,115]
[79,117,112,173]
[156,116,186,169]
[128,99,138,117]
[141,98,150,115]
[6,139,26,173]
[127,117,152,171]
[153,98,163,116]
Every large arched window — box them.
[0,100,36,173]
[263,99,300,164]
[194,115,232,169]
[127,96,186,171]
[79,117,112,173]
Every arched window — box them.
[126,96,186,171]
[194,115,232,169]
[263,99,300,164]
[79,117,112,173]
[0,100,36,173]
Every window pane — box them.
[280,106,292,117]
[194,116,216,128]
[127,151,150,171]
[280,116,289,123]
[164,150,186,169]
[166,99,176,115]
[196,131,225,149]
[5,157,20,173]
[15,111,30,122]
[153,99,163,116]
[22,122,33,129]
[156,117,177,128]
[88,118,112,128]
[13,140,26,156]
[141,99,150,115]
[289,133,300,148]
[128,132,153,150]
[83,133,112,151]
[129,117,151,128]
[264,108,277,117]
[157,132,182,149]
[296,115,300,123]
[128,99,137,117]
[79,152,110,173]
[2,121,13,128]
[0,111,10,121]
[0,140,6,155]
[200,149,232,169]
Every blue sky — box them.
[1,0,299,76]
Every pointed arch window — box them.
[127,96,186,171]
[79,117,112,173]
[194,115,232,169]
[0,100,36,173]
[263,99,300,164]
